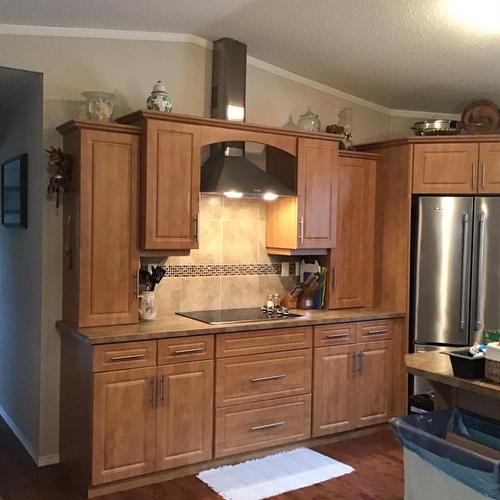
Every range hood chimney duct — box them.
[201,38,295,199]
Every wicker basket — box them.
[485,359,500,383]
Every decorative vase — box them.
[297,109,321,132]
[81,91,115,122]
[146,80,173,112]
[139,291,157,321]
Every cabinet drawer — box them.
[356,320,393,342]
[216,349,312,407]
[158,335,214,364]
[314,323,356,347]
[215,395,312,458]
[216,326,312,358]
[93,341,156,373]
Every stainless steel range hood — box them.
[201,38,295,199]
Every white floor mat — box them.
[197,447,354,500]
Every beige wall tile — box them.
[222,219,259,264]
[200,194,222,221]
[179,277,222,312]
[221,276,261,309]
[154,278,181,317]
[222,197,261,221]
[181,219,222,265]
[258,219,273,264]
[258,274,299,304]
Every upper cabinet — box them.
[266,138,338,253]
[142,120,201,250]
[413,140,500,195]
[329,152,376,309]
[58,122,140,327]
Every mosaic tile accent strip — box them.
[162,262,296,278]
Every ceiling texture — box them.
[1,0,499,113]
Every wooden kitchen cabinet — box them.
[156,360,213,470]
[329,152,376,309]
[92,367,157,484]
[313,344,357,436]
[479,143,500,193]
[58,122,140,327]
[266,138,338,253]
[141,120,201,250]
[413,143,479,194]
[312,322,393,437]
[355,340,392,428]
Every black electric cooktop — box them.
[177,308,303,325]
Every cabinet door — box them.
[79,129,139,327]
[92,367,157,484]
[479,143,500,193]
[355,340,392,428]
[312,345,357,437]
[143,120,200,250]
[413,143,478,194]
[297,138,338,248]
[156,360,213,470]
[329,156,375,309]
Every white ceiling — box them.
[1,0,500,113]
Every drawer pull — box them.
[326,333,349,339]
[110,353,145,362]
[367,328,388,335]
[173,347,204,355]
[250,374,287,383]
[250,421,285,431]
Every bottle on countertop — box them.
[273,293,280,308]
[266,294,274,311]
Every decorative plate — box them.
[461,100,500,135]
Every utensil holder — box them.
[139,291,157,321]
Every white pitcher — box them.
[139,291,157,321]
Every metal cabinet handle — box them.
[299,217,304,243]
[359,352,364,375]
[193,214,199,241]
[251,374,287,383]
[472,162,477,190]
[459,213,469,331]
[481,162,486,191]
[173,347,204,355]
[149,377,156,409]
[159,375,165,406]
[133,269,139,299]
[367,328,388,335]
[251,421,285,431]
[476,212,486,331]
[332,268,337,290]
[110,353,145,362]
[326,332,349,339]
[352,352,356,375]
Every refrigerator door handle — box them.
[459,213,469,331]
[475,212,487,331]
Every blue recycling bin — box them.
[392,408,500,499]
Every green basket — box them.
[484,330,500,343]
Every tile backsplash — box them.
[147,195,299,317]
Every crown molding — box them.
[0,23,459,119]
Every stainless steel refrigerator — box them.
[412,196,500,397]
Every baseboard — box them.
[0,405,38,464]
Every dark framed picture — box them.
[1,153,28,228]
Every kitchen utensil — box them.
[461,100,500,134]
[411,120,461,136]
[150,266,166,289]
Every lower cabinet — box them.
[156,361,213,470]
[312,324,393,438]
[92,360,214,485]
[92,367,157,484]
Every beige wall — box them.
[0,32,419,462]
[0,71,44,460]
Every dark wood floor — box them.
[0,417,403,499]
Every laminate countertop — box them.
[57,308,405,345]
[406,351,500,400]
